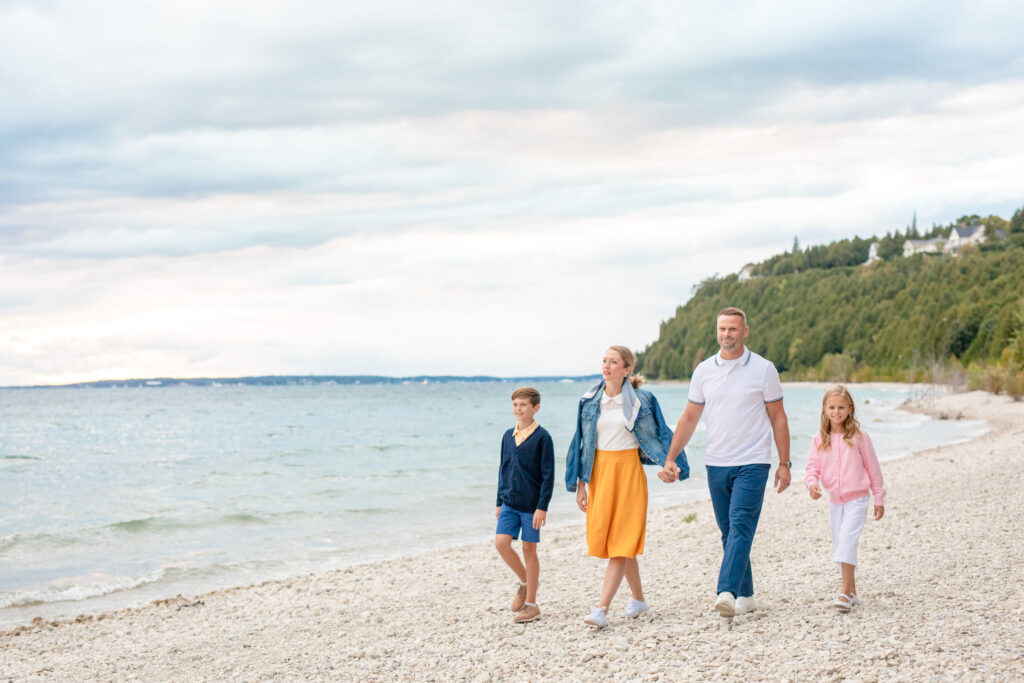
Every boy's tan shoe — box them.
[510,582,527,611]
[513,604,540,623]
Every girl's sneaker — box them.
[584,606,608,628]
[622,599,649,618]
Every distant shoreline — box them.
[2,374,603,391]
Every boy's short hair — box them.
[510,386,541,406]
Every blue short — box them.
[496,504,541,543]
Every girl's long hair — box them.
[818,385,860,449]
[608,345,646,388]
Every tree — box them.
[1010,205,1024,235]
[792,236,801,254]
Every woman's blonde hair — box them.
[607,345,646,388]
[818,384,860,449]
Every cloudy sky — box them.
[2,1,1024,385]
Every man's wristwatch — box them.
[779,461,792,468]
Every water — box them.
[0,381,985,628]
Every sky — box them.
[2,1,1024,386]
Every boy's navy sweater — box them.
[496,425,555,513]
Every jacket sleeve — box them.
[857,432,886,505]
[537,432,555,511]
[651,393,689,481]
[804,434,822,488]
[565,401,583,493]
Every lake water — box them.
[0,380,986,628]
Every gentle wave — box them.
[0,568,168,609]
[110,513,267,534]
[0,513,273,555]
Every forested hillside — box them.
[637,210,1024,394]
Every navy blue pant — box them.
[706,464,770,598]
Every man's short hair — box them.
[511,386,541,406]
[718,306,747,326]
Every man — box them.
[659,307,791,617]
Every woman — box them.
[565,345,689,628]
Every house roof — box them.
[952,224,983,239]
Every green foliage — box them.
[637,249,1024,388]
[1011,206,1024,235]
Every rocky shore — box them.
[2,390,1023,681]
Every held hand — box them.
[658,461,680,483]
[774,465,791,493]
[808,484,822,500]
[576,484,588,512]
[533,510,547,530]
[495,506,501,520]
[874,505,884,521]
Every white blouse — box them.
[596,391,640,451]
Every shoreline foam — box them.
[2,390,1023,680]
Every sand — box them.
[2,389,1023,681]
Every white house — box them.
[737,264,755,281]
[902,237,945,257]
[863,241,880,265]
[945,224,987,254]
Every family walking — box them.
[493,307,886,626]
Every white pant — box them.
[829,495,869,568]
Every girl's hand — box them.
[808,483,822,500]
[874,505,884,520]
[576,483,588,512]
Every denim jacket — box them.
[565,382,689,492]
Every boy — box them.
[495,386,555,624]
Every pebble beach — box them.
[2,389,1023,681]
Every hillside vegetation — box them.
[637,208,1024,395]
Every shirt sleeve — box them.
[687,363,705,404]
[537,433,555,511]
[858,432,886,506]
[804,434,822,488]
[762,361,783,403]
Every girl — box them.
[805,385,886,611]
[565,345,689,628]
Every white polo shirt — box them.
[688,347,783,467]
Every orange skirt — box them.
[586,448,648,558]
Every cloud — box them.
[2,1,1024,383]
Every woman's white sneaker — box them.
[622,599,649,618]
[584,606,608,628]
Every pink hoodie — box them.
[805,431,886,505]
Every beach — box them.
[2,389,1023,681]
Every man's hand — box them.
[533,510,547,530]
[658,461,680,483]
[808,483,822,500]
[774,465,791,493]
[576,483,588,512]
[495,506,501,520]
[874,505,885,521]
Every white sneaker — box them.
[584,606,608,628]
[735,596,757,615]
[622,599,649,618]
[714,592,736,617]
